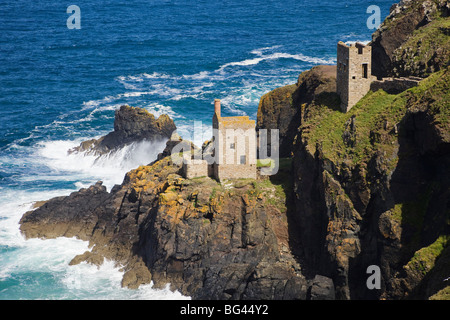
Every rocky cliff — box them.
[371,0,450,78]
[254,0,450,300]
[20,144,335,299]
[289,66,449,300]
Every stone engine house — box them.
[336,41,420,113]
[182,99,257,181]
[212,99,257,181]
[336,41,375,112]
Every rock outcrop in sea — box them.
[69,105,177,156]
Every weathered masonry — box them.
[336,41,375,112]
[212,99,257,181]
[182,99,257,181]
[336,41,421,113]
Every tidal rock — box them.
[69,105,176,156]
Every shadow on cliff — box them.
[347,107,450,299]
[268,157,318,278]
[388,109,450,299]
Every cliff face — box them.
[289,66,450,300]
[371,0,450,78]
[253,0,450,299]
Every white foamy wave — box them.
[62,259,190,300]
[88,103,122,117]
[219,57,265,70]
[81,91,158,112]
[121,91,154,98]
[0,236,90,281]
[219,95,251,116]
[344,40,371,46]
[219,51,335,71]
[250,45,283,56]
[168,93,201,101]
[36,139,168,190]
[145,102,183,119]
[168,82,214,101]
[142,72,171,79]
[117,72,171,81]
[82,94,122,111]
[181,71,211,80]
[0,190,189,299]
[0,190,76,250]
[116,73,172,90]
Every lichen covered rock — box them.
[19,153,329,299]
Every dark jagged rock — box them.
[20,181,110,240]
[19,155,326,299]
[69,105,176,156]
[371,0,450,78]
[256,65,337,157]
[309,275,336,300]
[156,132,201,161]
[289,66,450,300]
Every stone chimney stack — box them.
[214,99,221,117]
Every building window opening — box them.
[362,64,368,79]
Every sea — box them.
[0,0,394,300]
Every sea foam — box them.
[36,138,168,190]
[0,139,188,300]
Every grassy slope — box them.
[299,66,450,297]
[301,66,450,166]
[392,8,450,76]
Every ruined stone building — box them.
[336,41,421,113]
[336,41,376,112]
[182,99,257,181]
[212,99,257,181]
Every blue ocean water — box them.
[0,0,393,299]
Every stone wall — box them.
[336,42,350,111]
[213,163,257,181]
[370,77,421,94]
[213,113,257,181]
[182,159,208,179]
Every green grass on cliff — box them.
[430,286,450,300]
[243,158,292,213]
[304,90,403,164]
[302,66,450,166]
[406,235,450,276]
[392,10,450,77]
